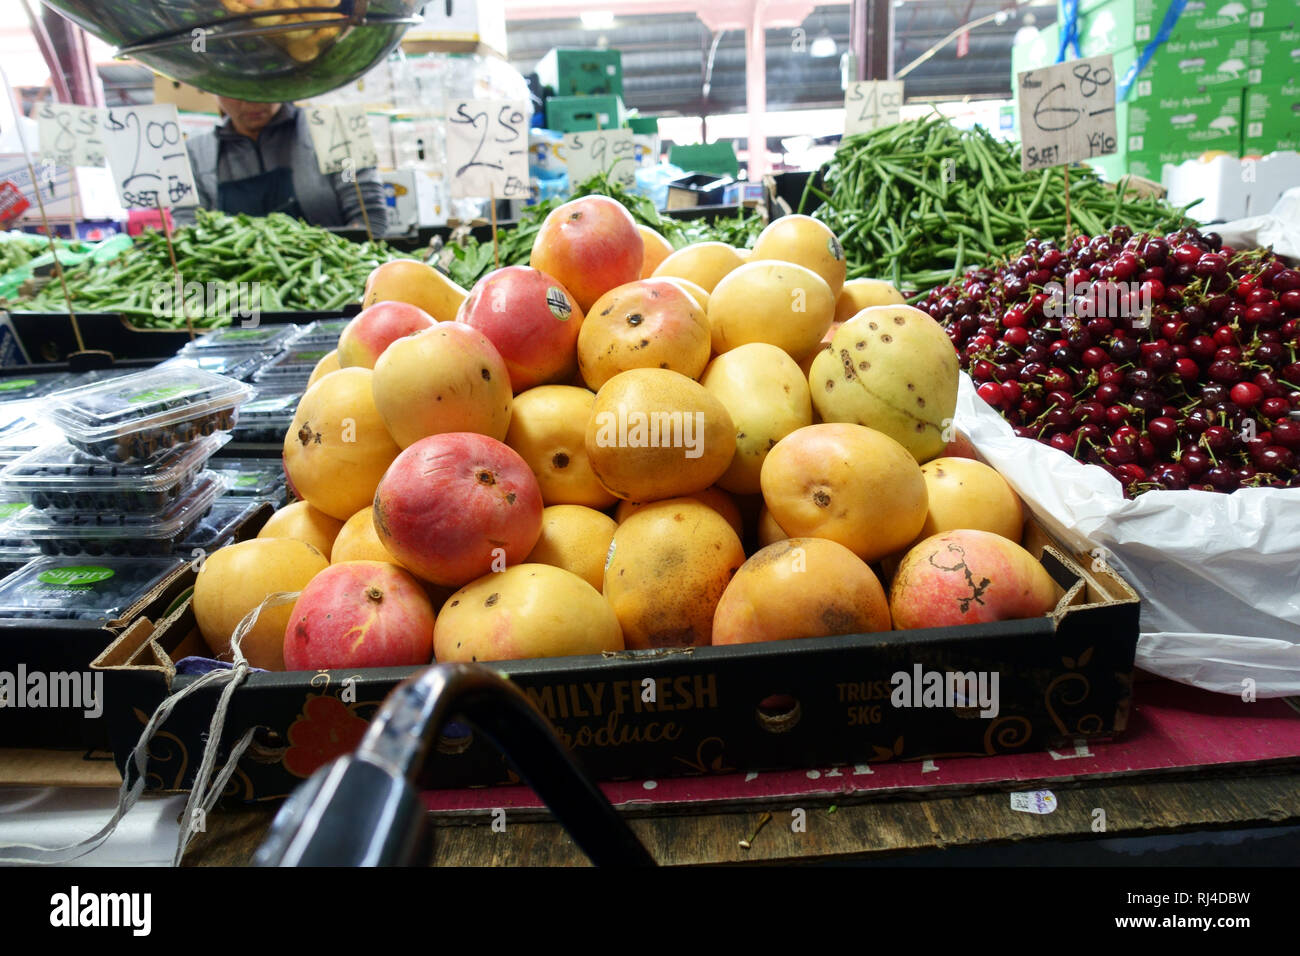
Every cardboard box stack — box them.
[1012,1,1298,181]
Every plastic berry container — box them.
[13,471,225,558]
[178,498,264,552]
[160,349,267,382]
[0,554,186,621]
[292,318,348,347]
[44,367,253,464]
[208,458,289,502]
[0,371,73,404]
[229,391,300,444]
[0,432,229,514]
[251,346,333,384]
[183,324,300,352]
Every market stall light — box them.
[810,30,837,58]
[580,11,615,30]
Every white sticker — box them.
[1017,55,1118,172]
[844,80,904,137]
[102,103,198,209]
[445,99,530,200]
[36,103,106,168]
[305,105,378,175]
[1010,790,1057,814]
[562,129,636,188]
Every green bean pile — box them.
[14,209,413,325]
[802,116,1196,294]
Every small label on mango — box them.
[546,287,572,322]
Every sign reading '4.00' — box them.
[306,105,378,176]
[844,80,904,137]
[102,104,198,209]
[1017,55,1118,172]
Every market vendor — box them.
[177,98,387,233]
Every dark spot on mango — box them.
[917,397,925,407]
[868,322,878,330]
[855,340,866,350]
[481,367,491,380]
[552,452,570,469]
[881,334,892,343]
[485,593,499,607]
[821,606,859,634]
[858,361,869,371]
[450,600,459,607]
[813,490,831,507]
[627,313,643,326]
[477,470,496,486]
[506,492,517,504]
[894,315,906,325]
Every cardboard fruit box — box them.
[92,518,1139,801]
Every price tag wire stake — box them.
[159,203,196,341]
[353,176,374,243]
[489,184,500,270]
[1063,164,1072,240]
[0,65,84,352]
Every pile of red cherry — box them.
[919,224,1300,496]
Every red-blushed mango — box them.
[651,241,745,293]
[713,537,890,644]
[614,485,743,539]
[918,457,1024,543]
[760,423,927,562]
[458,266,584,391]
[506,385,615,508]
[337,301,435,369]
[283,561,435,670]
[194,537,329,671]
[603,498,744,649]
[373,432,543,588]
[889,529,1062,630]
[372,323,512,448]
[709,260,834,361]
[362,258,468,321]
[751,214,847,299]
[530,196,643,312]
[257,500,344,557]
[577,278,711,389]
[525,505,618,591]
[283,368,401,520]
[434,564,623,662]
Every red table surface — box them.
[421,679,1300,814]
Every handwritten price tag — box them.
[36,104,106,168]
[844,80,904,137]
[102,104,197,209]
[445,99,529,200]
[1017,55,1118,172]
[563,129,635,188]
[306,105,378,176]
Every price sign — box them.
[445,99,529,200]
[305,105,378,175]
[562,129,635,188]
[1017,55,1118,172]
[844,80,904,136]
[36,103,107,168]
[102,104,197,209]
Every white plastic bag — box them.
[953,374,1300,696]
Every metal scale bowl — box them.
[41,0,425,101]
